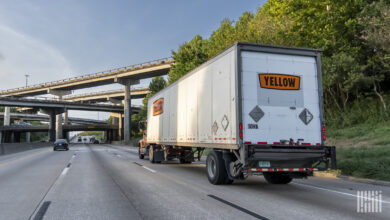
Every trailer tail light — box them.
[322,126,326,141]
[239,123,243,139]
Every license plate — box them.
[259,161,271,168]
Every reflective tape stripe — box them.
[248,168,318,172]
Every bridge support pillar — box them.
[26,132,31,143]
[56,97,64,139]
[64,110,69,125]
[49,110,56,142]
[119,114,123,141]
[49,90,71,140]
[4,106,11,126]
[118,79,138,144]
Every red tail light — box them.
[239,123,243,139]
[322,126,326,141]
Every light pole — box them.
[25,74,30,87]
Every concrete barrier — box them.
[0,142,53,155]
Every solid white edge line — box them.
[293,183,390,204]
[142,166,156,173]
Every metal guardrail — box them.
[0,57,173,94]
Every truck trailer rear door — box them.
[240,50,322,146]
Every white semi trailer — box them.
[139,42,336,185]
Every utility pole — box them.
[25,74,30,87]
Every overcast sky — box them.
[0,0,264,120]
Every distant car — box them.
[13,122,31,126]
[54,139,69,151]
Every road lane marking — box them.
[142,166,157,173]
[29,154,76,220]
[208,195,269,220]
[293,183,390,204]
[60,154,76,176]
[0,149,50,167]
[132,161,157,173]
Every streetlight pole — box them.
[25,74,30,87]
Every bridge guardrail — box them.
[0,57,173,94]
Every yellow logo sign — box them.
[259,74,300,90]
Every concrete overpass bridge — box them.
[63,88,149,103]
[0,97,140,142]
[0,58,172,97]
[0,124,119,143]
[0,57,173,143]
[0,112,107,125]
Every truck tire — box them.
[149,146,155,163]
[206,151,228,185]
[138,145,144,159]
[263,173,292,184]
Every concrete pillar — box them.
[118,79,138,144]
[4,107,10,126]
[49,90,71,140]
[49,110,56,142]
[26,132,31,143]
[119,114,123,140]
[56,96,63,139]
[124,83,131,143]
[64,110,69,125]
[10,132,14,143]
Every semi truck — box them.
[138,42,336,185]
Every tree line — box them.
[133,0,389,132]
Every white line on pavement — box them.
[142,166,156,173]
[60,167,69,176]
[293,183,390,204]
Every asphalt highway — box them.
[0,144,388,220]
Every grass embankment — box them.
[328,122,390,181]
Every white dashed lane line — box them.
[142,166,157,173]
[60,154,76,177]
[133,162,157,173]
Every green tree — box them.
[168,35,209,84]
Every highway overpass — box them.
[0,97,140,142]
[63,88,149,103]
[0,58,172,97]
[0,112,107,125]
[0,57,171,143]
[0,124,120,143]
[0,97,127,113]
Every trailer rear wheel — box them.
[206,151,228,185]
[149,146,155,163]
[263,173,292,184]
[138,145,144,159]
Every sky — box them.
[0,0,265,120]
